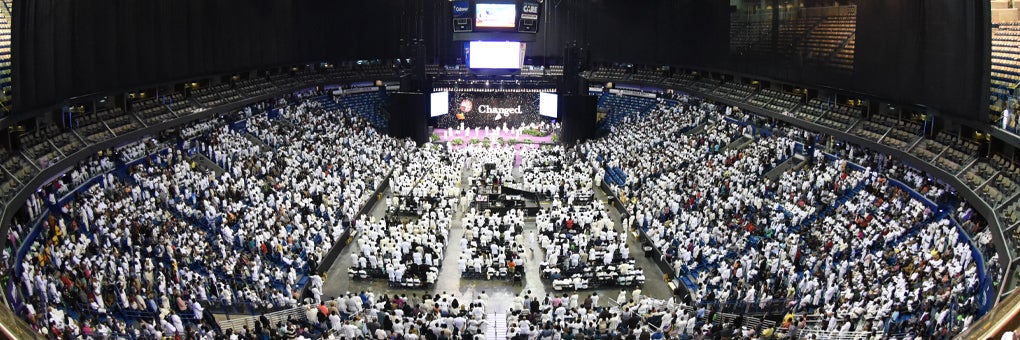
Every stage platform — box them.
[433,128,556,145]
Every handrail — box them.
[955,286,1020,339]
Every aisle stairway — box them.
[721,134,754,151]
[485,313,507,340]
[763,154,807,182]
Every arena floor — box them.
[315,150,674,315]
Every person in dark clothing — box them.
[639,328,651,340]
[260,314,271,331]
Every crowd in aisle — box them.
[350,144,460,288]
[459,209,527,280]
[537,200,645,291]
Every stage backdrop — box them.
[437,92,543,129]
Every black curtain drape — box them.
[14,0,402,112]
[13,0,988,121]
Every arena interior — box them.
[0,0,1018,339]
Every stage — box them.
[432,127,557,166]
[432,127,556,144]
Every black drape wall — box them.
[528,0,727,66]
[855,0,988,121]
[529,0,986,121]
[14,0,988,121]
[14,0,403,112]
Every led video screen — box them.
[475,3,517,28]
[539,92,558,118]
[430,91,450,117]
[468,41,524,69]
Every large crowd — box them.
[502,288,784,339]
[2,90,998,339]
[579,97,989,337]
[514,146,598,201]
[459,209,527,280]
[297,291,495,339]
[10,98,415,338]
[350,144,460,288]
[537,200,645,291]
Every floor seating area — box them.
[0,50,1014,337]
[656,80,1011,323]
[5,98,410,338]
[0,66,403,240]
[537,200,645,291]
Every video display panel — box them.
[475,3,517,28]
[468,41,525,69]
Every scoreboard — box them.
[452,0,543,37]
